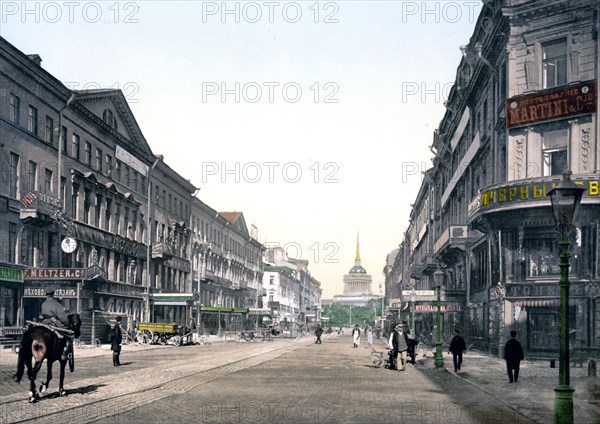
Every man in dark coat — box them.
[40,288,72,360]
[449,329,466,372]
[40,288,69,327]
[504,330,525,383]
[315,324,324,344]
[406,330,418,364]
[110,316,123,366]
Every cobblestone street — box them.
[4,333,598,423]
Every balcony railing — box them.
[434,225,470,254]
[151,241,176,259]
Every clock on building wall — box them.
[61,236,78,254]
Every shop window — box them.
[542,38,567,89]
[527,251,559,276]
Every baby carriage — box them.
[372,347,396,369]
[385,348,396,370]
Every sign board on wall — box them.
[23,268,85,280]
[115,146,149,176]
[24,287,77,298]
[505,80,597,129]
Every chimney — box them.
[27,54,42,66]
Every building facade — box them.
[262,246,322,328]
[0,36,157,342]
[386,0,600,357]
[0,36,275,344]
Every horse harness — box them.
[26,320,74,339]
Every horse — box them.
[13,314,81,403]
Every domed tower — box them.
[343,233,372,295]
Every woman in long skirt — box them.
[367,326,373,347]
[352,325,360,348]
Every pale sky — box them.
[1,1,482,298]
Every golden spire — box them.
[355,232,361,263]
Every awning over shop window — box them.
[151,293,194,302]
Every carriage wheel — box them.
[372,355,382,368]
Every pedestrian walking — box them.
[449,329,466,372]
[367,326,373,347]
[352,325,361,348]
[375,326,381,339]
[504,330,525,383]
[110,316,123,366]
[388,324,408,371]
[315,324,324,344]
[406,330,418,364]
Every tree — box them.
[321,302,384,328]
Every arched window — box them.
[102,109,118,131]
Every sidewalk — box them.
[422,350,600,424]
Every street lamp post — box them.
[379,283,384,329]
[410,289,416,335]
[433,268,445,368]
[349,305,352,327]
[547,170,585,424]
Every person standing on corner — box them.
[504,330,525,383]
[110,316,123,366]
[449,329,466,372]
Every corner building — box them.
[468,0,600,355]
[387,0,599,358]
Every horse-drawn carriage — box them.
[136,322,194,346]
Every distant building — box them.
[334,234,380,306]
[262,247,322,327]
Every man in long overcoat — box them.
[110,316,123,366]
[449,329,466,372]
[504,330,525,383]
